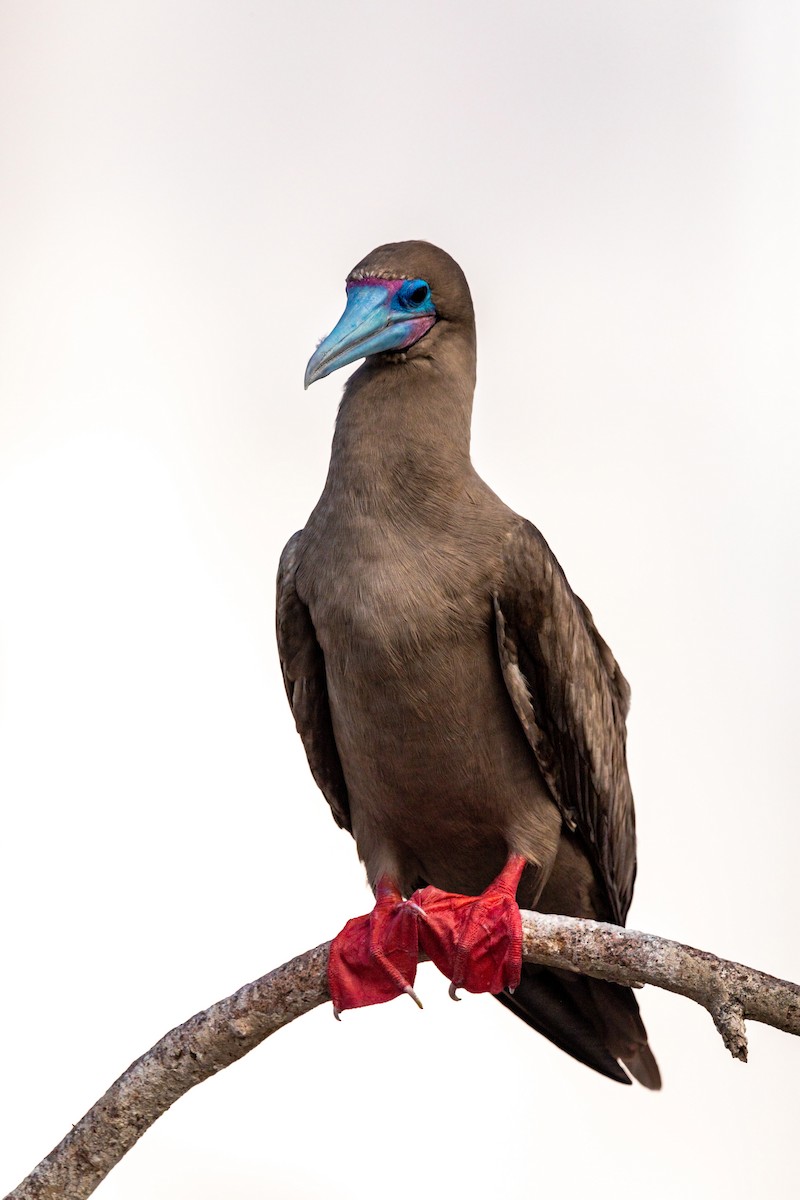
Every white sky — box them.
[1,3,798,1197]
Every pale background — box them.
[1,3,798,1198]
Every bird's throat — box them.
[326,356,475,521]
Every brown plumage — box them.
[277,240,660,1088]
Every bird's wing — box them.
[494,520,635,924]
[276,531,351,831]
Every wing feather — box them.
[495,520,635,923]
[276,531,351,831]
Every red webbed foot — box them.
[412,854,526,998]
[328,878,423,1018]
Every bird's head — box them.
[304,241,474,389]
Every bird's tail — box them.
[496,965,661,1089]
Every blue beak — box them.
[304,280,436,389]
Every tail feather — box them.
[496,966,661,1089]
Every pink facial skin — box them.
[397,312,436,347]
[347,276,405,295]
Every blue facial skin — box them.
[304,278,436,388]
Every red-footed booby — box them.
[277,241,660,1088]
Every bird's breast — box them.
[298,517,493,681]
[295,516,553,893]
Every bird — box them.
[276,240,660,1088]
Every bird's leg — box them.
[412,853,526,998]
[328,877,423,1018]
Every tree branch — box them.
[519,913,799,1059]
[6,915,799,1200]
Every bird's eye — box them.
[398,280,431,310]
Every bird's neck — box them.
[323,344,476,522]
